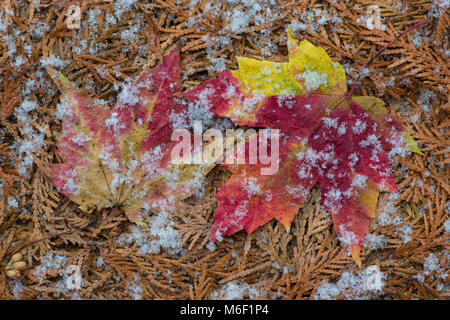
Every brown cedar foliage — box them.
[0,0,448,299]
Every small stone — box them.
[6,270,20,279]
[12,261,27,271]
[11,253,23,263]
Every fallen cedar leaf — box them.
[186,29,422,266]
[50,49,218,223]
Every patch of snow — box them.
[397,223,413,243]
[374,193,402,227]
[444,219,450,234]
[315,266,385,299]
[298,68,328,92]
[363,233,386,251]
[211,281,261,300]
[114,0,138,19]
[13,281,24,299]
[337,224,359,248]
[33,253,67,283]
[127,275,143,300]
[40,55,69,70]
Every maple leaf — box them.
[186,29,422,266]
[49,49,217,223]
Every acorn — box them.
[6,270,20,279]
[5,253,27,279]
[12,261,27,271]
[11,253,23,263]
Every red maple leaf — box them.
[49,49,217,223]
[186,27,424,265]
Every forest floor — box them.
[0,0,448,299]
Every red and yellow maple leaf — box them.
[186,30,422,266]
[49,49,217,223]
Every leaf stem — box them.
[345,19,431,100]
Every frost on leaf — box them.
[49,50,216,223]
[187,29,422,266]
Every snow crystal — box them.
[87,9,101,29]
[429,0,450,17]
[243,177,263,197]
[12,55,26,68]
[289,20,307,33]
[7,197,19,209]
[169,110,188,129]
[337,123,346,136]
[116,80,140,107]
[117,208,182,256]
[315,266,385,300]
[298,69,328,92]
[33,253,67,283]
[206,55,227,74]
[212,281,260,300]
[40,55,69,70]
[71,133,91,147]
[338,225,359,248]
[13,281,24,299]
[233,201,249,221]
[410,114,420,123]
[29,21,49,39]
[114,0,138,19]
[22,78,37,96]
[418,89,436,113]
[282,266,291,275]
[186,86,215,126]
[348,153,359,168]
[225,8,250,34]
[414,273,425,283]
[105,13,117,27]
[15,100,38,123]
[352,174,367,190]
[387,133,412,159]
[436,0,450,9]
[13,100,46,176]
[61,169,81,195]
[444,219,450,234]
[415,253,448,285]
[206,241,216,252]
[322,117,338,129]
[315,281,341,299]
[397,223,413,243]
[127,275,143,300]
[214,229,224,242]
[423,254,442,276]
[0,16,9,33]
[359,134,381,149]
[286,185,308,199]
[120,23,142,44]
[363,233,386,251]
[140,146,164,177]
[324,188,343,215]
[96,257,105,268]
[352,119,367,135]
[317,15,328,25]
[359,67,371,79]
[412,33,423,49]
[105,112,121,132]
[331,16,343,25]
[375,193,402,227]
